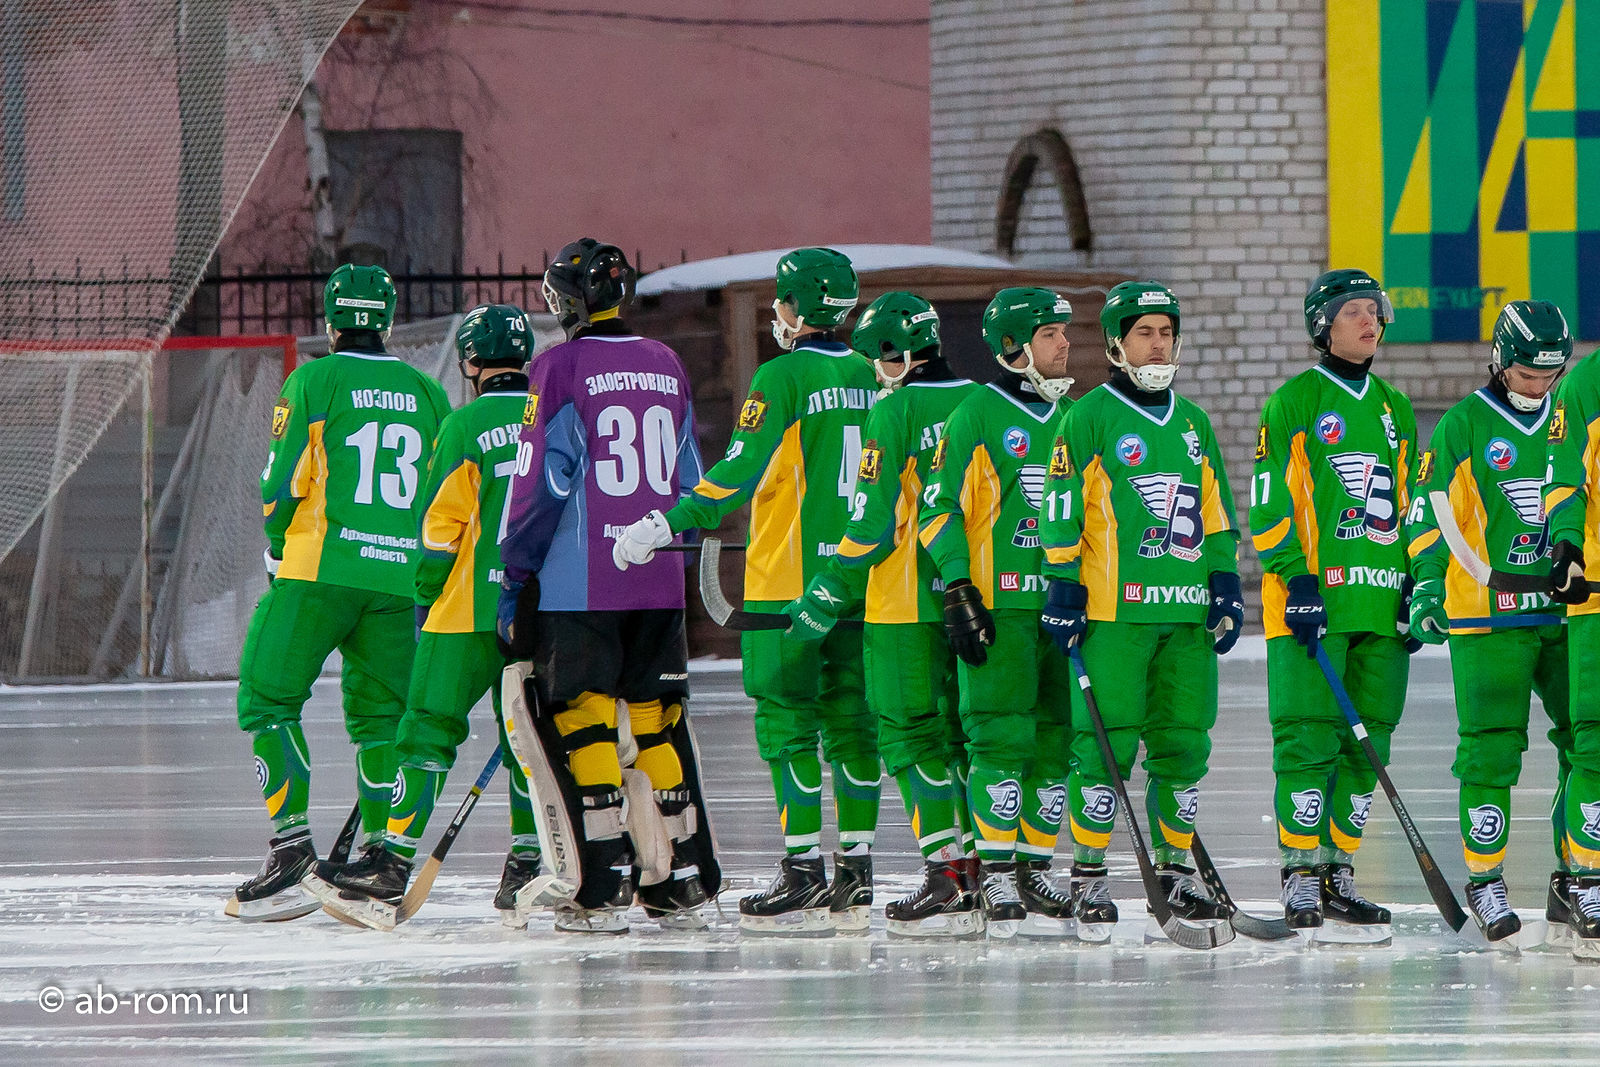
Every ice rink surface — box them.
[1,640,1595,1065]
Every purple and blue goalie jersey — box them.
[502,333,703,611]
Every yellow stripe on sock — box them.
[1019,821,1059,849]
[1330,824,1363,854]
[1158,820,1194,851]
[1463,843,1506,875]
[974,816,1018,847]
[1070,817,1111,850]
[1279,825,1319,851]
[1566,834,1600,871]
[264,780,289,819]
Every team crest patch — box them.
[1004,426,1030,458]
[1316,412,1345,444]
[271,400,291,439]
[1485,438,1516,471]
[986,779,1021,819]
[1079,784,1116,822]
[1036,784,1066,826]
[522,391,540,426]
[1048,437,1072,477]
[1549,405,1568,442]
[1290,789,1324,827]
[1011,515,1040,548]
[1467,804,1505,844]
[1328,451,1401,544]
[737,391,768,432]
[1415,449,1434,486]
[931,436,948,472]
[1348,792,1373,829]
[1582,800,1600,837]
[1182,427,1202,464]
[1116,433,1147,466]
[1255,424,1270,461]
[857,443,882,484]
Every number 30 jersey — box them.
[263,347,451,596]
[665,340,877,605]
[502,331,703,611]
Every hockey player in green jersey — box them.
[917,286,1077,938]
[304,304,544,929]
[1407,299,1574,944]
[1544,312,1600,956]
[783,291,986,937]
[227,264,451,922]
[1039,281,1242,938]
[614,248,881,934]
[1252,269,1417,935]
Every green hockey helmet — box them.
[1491,299,1572,413]
[324,264,396,335]
[852,291,941,390]
[455,303,534,373]
[983,287,1074,401]
[1304,269,1393,351]
[773,247,858,349]
[1100,281,1181,391]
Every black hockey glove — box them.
[1205,571,1244,655]
[1396,575,1422,654]
[1283,573,1325,658]
[1551,540,1591,605]
[1040,579,1089,655]
[943,579,995,667]
[495,575,540,659]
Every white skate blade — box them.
[1072,920,1114,944]
[1018,912,1073,939]
[301,872,398,932]
[497,907,527,930]
[1143,916,1229,945]
[652,907,709,932]
[829,906,871,935]
[985,918,1022,941]
[1546,921,1575,949]
[885,910,983,940]
[1306,921,1391,946]
[1573,934,1600,961]
[223,886,320,923]
[738,907,834,937]
[512,874,580,923]
[553,907,628,935]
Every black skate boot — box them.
[1464,876,1521,943]
[981,862,1026,939]
[739,856,831,936]
[493,850,543,928]
[302,843,412,931]
[1016,860,1073,937]
[828,851,873,934]
[1280,865,1323,931]
[638,842,709,931]
[1155,862,1229,922]
[1545,871,1575,947]
[1319,862,1391,925]
[225,828,319,922]
[1070,862,1118,943]
[884,860,981,939]
[1569,875,1600,959]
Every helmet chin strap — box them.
[874,356,912,396]
[771,300,805,351]
[1505,389,1544,413]
[1108,336,1180,391]
[1001,341,1073,401]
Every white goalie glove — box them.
[612,510,673,569]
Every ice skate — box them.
[302,843,411,931]
[1069,863,1116,943]
[1016,859,1073,938]
[493,851,543,928]
[1312,863,1390,945]
[884,860,981,939]
[828,851,872,934]
[553,902,629,934]
[224,829,320,922]
[1155,862,1228,921]
[738,856,833,936]
[1464,877,1521,945]
[1539,871,1574,948]
[1569,876,1600,960]
[980,862,1025,940]
[1280,865,1323,940]
[638,844,709,931]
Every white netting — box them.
[0,1,361,573]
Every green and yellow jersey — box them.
[1545,348,1600,617]
[414,372,529,633]
[918,375,1066,610]
[1251,362,1417,638]
[263,347,451,596]
[824,374,979,624]
[665,339,877,606]
[1040,380,1238,623]
[1408,386,1562,630]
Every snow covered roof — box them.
[636,244,1019,296]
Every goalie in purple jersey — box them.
[495,238,714,933]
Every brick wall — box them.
[931,0,1483,595]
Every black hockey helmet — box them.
[542,238,635,337]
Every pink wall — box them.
[226,1,931,274]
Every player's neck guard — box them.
[1319,351,1372,382]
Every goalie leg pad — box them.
[634,699,722,897]
[623,768,674,887]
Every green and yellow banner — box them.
[1329,0,1598,341]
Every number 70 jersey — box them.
[501,333,704,611]
[263,350,451,596]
